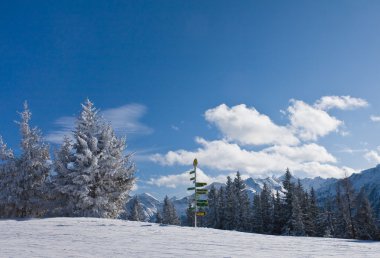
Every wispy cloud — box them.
[314,96,368,110]
[370,115,380,122]
[45,103,152,144]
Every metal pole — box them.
[194,160,197,228]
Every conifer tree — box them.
[53,99,135,218]
[129,197,145,221]
[216,186,226,229]
[260,183,273,233]
[233,171,246,230]
[206,185,219,228]
[162,195,180,225]
[15,102,50,217]
[252,194,263,233]
[224,176,236,230]
[186,202,195,226]
[341,176,356,239]
[0,136,16,217]
[272,190,283,235]
[155,210,163,224]
[354,188,378,240]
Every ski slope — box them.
[0,218,378,257]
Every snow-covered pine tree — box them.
[282,169,293,216]
[50,136,74,216]
[129,197,145,221]
[354,188,378,240]
[216,186,226,229]
[252,194,263,233]
[15,102,50,217]
[239,189,251,232]
[260,183,273,233]
[155,210,163,224]
[162,195,180,225]
[233,171,246,231]
[288,192,305,236]
[272,190,284,235]
[305,187,319,236]
[0,136,16,217]
[333,185,350,238]
[341,176,357,239]
[224,176,236,230]
[53,99,135,218]
[206,184,219,228]
[186,202,195,226]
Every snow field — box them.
[0,217,379,258]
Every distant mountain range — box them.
[125,165,380,222]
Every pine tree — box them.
[239,190,251,232]
[224,176,236,230]
[282,168,294,234]
[50,136,74,216]
[272,190,283,235]
[53,99,135,218]
[252,194,263,233]
[216,186,226,229]
[186,202,195,227]
[305,187,319,236]
[206,185,219,228]
[15,102,50,217]
[333,185,349,238]
[288,193,305,236]
[129,197,145,221]
[155,210,163,224]
[233,171,246,231]
[354,188,378,240]
[260,183,273,233]
[162,196,180,225]
[0,136,16,217]
[341,176,356,239]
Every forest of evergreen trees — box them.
[184,170,380,241]
[0,100,135,219]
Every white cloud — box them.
[151,96,366,179]
[364,150,380,163]
[46,103,152,144]
[262,143,336,163]
[370,115,380,122]
[314,96,368,110]
[287,100,342,141]
[205,104,299,146]
[147,167,225,189]
[151,137,350,178]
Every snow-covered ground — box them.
[0,218,379,257]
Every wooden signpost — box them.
[187,158,208,227]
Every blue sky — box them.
[1,1,380,199]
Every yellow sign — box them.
[196,211,206,216]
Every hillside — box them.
[0,217,378,257]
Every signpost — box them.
[187,158,208,228]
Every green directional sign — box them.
[197,203,208,207]
[196,189,208,194]
[189,170,195,174]
[187,187,195,191]
[197,200,208,205]
[190,177,195,181]
[195,182,207,187]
